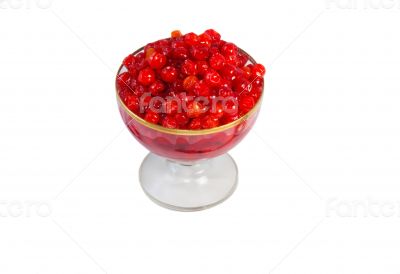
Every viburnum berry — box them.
[137,68,155,86]
[198,33,212,47]
[123,54,136,72]
[163,100,179,115]
[116,72,131,92]
[204,70,222,87]
[193,80,210,97]
[209,53,226,70]
[148,80,165,95]
[160,66,178,82]
[252,63,266,77]
[125,95,140,113]
[162,116,178,129]
[186,101,204,118]
[171,30,182,38]
[181,59,197,76]
[202,114,219,129]
[184,32,199,46]
[175,113,189,126]
[204,29,221,42]
[239,96,255,112]
[183,75,199,92]
[144,110,160,124]
[188,117,202,129]
[190,45,209,60]
[148,52,167,69]
[221,42,238,56]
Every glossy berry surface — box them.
[117,29,265,130]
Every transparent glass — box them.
[116,46,263,211]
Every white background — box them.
[1,0,400,273]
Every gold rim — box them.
[116,46,264,136]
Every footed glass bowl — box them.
[116,47,263,211]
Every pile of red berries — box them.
[116,29,265,130]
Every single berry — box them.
[137,68,156,86]
[125,95,140,113]
[188,117,202,129]
[181,59,197,76]
[196,61,210,76]
[116,72,131,92]
[144,110,160,124]
[204,70,222,87]
[204,29,221,42]
[193,80,210,97]
[252,63,266,77]
[160,66,178,83]
[202,115,219,129]
[239,96,255,112]
[123,54,136,71]
[221,42,238,56]
[190,45,209,60]
[171,30,182,38]
[148,52,167,69]
[209,53,226,70]
[186,101,204,118]
[162,116,178,129]
[183,75,199,91]
[198,33,212,47]
[210,102,224,119]
[148,80,165,95]
[184,32,199,46]
[175,113,189,126]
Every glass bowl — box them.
[116,47,263,211]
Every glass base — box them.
[139,153,238,211]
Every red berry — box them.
[209,53,226,70]
[186,101,204,118]
[138,68,156,86]
[148,52,167,69]
[252,63,266,77]
[190,45,209,60]
[123,54,136,72]
[163,99,179,115]
[184,32,199,46]
[181,59,197,76]
[218,86,234,98]
[162,116,178,129]
[172,47,189,59]
[202,115,219,129]
[221,64,237,81]
[193,80,210,97]
[183,75,199,92]
[188,117,202,130]
[198,33,212,47]
[144,110,160,124]
[116,72,131,92]
[175,113,189,126]
[210,102,224,119]
[223,98,239,116]
[196,61,210,76]
[148,80,165,95]
[239,96,255,112]
[160,66,178,83]
[221,42,238,56]
[204,70,222,87]
[204,29,221,42]
[125,95,140,113]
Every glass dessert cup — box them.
[116,47,263,211]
